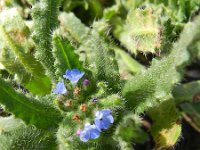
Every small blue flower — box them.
[94,109,114,130]
[53,81,67,94]
[80,123,101,142]
[63,69,85,84]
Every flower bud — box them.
[80,104,87,112]
[83,79,90,86]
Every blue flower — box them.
[53,81,67,94]
[94,109,114,130]
[80,123,101,142]
[63,69,85,84]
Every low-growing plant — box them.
[0,0,200,150]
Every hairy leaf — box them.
[0,117,24,134]
[122,16,200,113]
[147,99,181,149]
[0,125,57,150]
[173,80,200,103]
[115,46,146,74]
[32,0,61,81]
[115,8,161,54]
[0,9,51,95]
[114,113,148,150]
[180,102,200,132]
[0,78,62,129]
[58,12,90,44]
[88,29,120,92]
[52,32,83,77]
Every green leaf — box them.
[0,125,57,150]
[0,48,51,95]
[148,99,177,132]
[115,8,161,54]
[114,46,146,74]
[147,0,200,22]
[148,99,180,141]
[173,80,200,104]
[122,15,200,113]
[0,47,31,84]
[26,0,36,5]
[52,31,83,77]
[0,9,51,95]
[1,28,43,77]
[0,78,63,129]
[87,27,120,92]
[0,117,24,134]
[0,27,51,95]
[180,102,200,132]
[58,12,90,44]
[114,113,148,150]
[32,0,61,81]
[61,0,103,25]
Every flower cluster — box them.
[79,109,114,142]
[53,69,85,94]
[52,69,114,142]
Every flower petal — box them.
[63,69,84,83]
[106,115,114,124]
[95,118,110,130]
[80,130,90,142]
[101,109,112,116]
[101,118,110,129]
[94,118,102,131]
[84,123,92,130]
[90,128,100,139]
[95,111,103,120]
[53,82,67,94]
